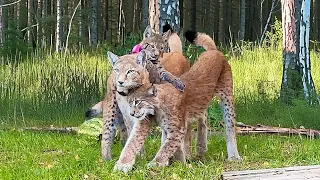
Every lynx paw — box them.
[147,160,169,168]
[113,161,134,173]
[102,154,112,161]
[227,155,242,162]
[174,79,185,92]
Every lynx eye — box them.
[113,68,119,73]
[135,100,142,105]
[127,69,135,74]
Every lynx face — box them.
[108,52,150,95]
[127,86,158,121]
[140,26,171,62]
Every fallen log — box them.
[235,122,320,139]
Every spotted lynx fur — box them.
[86,26,190,160]
[110,31,241,173]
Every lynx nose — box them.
[118,81,124,85]
[130,111,135,116]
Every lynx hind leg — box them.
[85,101,103,119]
[196,111,208,158]
[184,121,192,159]
[101,92,118,160]
[216,80,241,161]
[115,106,128,146]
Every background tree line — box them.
[1,0,320,55]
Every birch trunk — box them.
[159,0,180,33]
[280,0,318,104]
[37,0,41,46]
[55,0,62,52]
[297,0,318,104]
[90,0,97,47]
[78,0,83,47]
[42,0,46,46]
[27,0,33,46]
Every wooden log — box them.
[222,165,320,180]
[235,122,320,139]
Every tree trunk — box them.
[280,0,299,104]
[90,0,97,47]
[316,0,320,41]
[0,0,3,45]
[218,0,227,44]
[55,0,62,52]
[159,0,180,33]
[15,0,20,30]
[141,0,148,31]
[27,0,33,46]
[296,0,318,104]
[42,0,46,46]
[37,0,42,46]
[149,0,160,33]
[78,0,83,47]
[280,0,318,104]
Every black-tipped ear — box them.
[184,31,197,43]
[107,51,119,66]
[143,25,153,39]
[163,23,173,33]
[146,85,157,97]
[136,50,147,67]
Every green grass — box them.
[1,32,320,178]
[1,130,320,179]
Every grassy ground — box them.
[1,130,320,180]
[1,36,320,179]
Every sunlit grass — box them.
[1,131,320,179]
[1,37,320,178]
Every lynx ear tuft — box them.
[143,25,153,39]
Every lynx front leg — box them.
[159,68,185,92]
[114,119,151,173]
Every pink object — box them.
[131,44,142,54]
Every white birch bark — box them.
[42,0,46,46]
[27,0,32,46]
[159,0,180,33]
[55,0,62,52]
[298,0,318,103]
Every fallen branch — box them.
[19,126,78,134]
[235,122,320,139]
[0,0,21,7]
